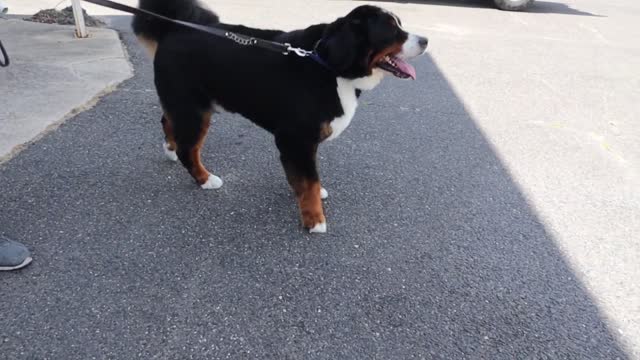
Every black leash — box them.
[0,40,9,67]
[82,0,331,70]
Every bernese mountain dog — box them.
[132,0,428,233]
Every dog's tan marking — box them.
[162,113,177,151]
[293,179,325,229]
[320,122,333,142]
[137,35,158,58]
[186,111,213,186]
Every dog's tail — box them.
[132,0,219,56]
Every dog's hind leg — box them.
[161,114,178,162]
[172,109,223,190]
[276,135,326,233]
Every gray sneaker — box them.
[0,235,32,271]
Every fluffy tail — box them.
[132,0,219,42]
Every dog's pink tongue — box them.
[395,57,417,80]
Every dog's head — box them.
[316,5,428,80]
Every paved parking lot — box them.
[1,0,638,358]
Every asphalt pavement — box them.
[1,1,638,358]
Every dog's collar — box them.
[309,40,333,72]
[308,52,332,72]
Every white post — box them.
[71,0,88,38]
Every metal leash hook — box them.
[0,40,9,67]
[285,44,313,57]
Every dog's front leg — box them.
[276,136,326,233]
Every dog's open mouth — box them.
[377,55,416,80]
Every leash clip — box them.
[285,44,312,57]
[284,43,332,72]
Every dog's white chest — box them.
[325,71,384,141]
[326,78,358,141]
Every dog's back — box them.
[132,0,219,57]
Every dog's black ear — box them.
[317,20,358,72]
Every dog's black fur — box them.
[132,0,426,231]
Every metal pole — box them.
[71,0,88,38]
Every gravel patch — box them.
[25,6,105,27]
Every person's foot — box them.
[0,0,8,14]
[0,235,32,271]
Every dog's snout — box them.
[418,36,429,49]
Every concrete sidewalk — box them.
[0,19,132,161]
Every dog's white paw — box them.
[200,174,223,190]
[309,222,327,234]
[163,143,178,162]
[320,187,328,200]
